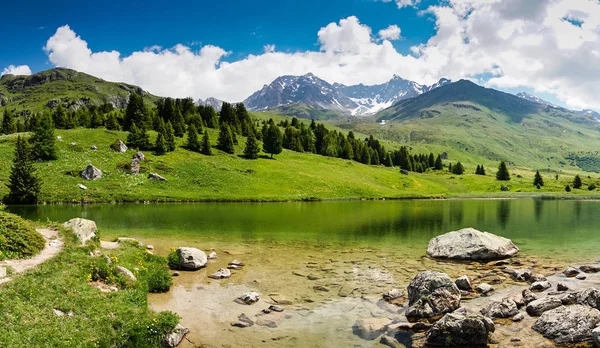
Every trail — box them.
[0,228,64,285]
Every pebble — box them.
[576,274,587,280]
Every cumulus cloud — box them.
[378,25,402,40]
[1,65,32,76]
[36,1,600,110]
[381,0,421,9]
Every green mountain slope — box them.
[359,80,600,172]
[0,68,159,114]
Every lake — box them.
[7,199,600,347]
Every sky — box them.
[1,0,600,111]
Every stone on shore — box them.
[425,313,495,346]
[173,247,207,270]
[209,268,231,279]
[163,324,189,348]
[475,283,494,294]
[406,271,461,320]
[580,265,600,273]
[426,228,519,260]
[63,218,97,245]
[575,287,600,309]
[533,305,600,344]
[238,292,260,305]
[526,297,562,316]
[80,164,102,181]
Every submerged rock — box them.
[425,313,495,346]
[209,268,231,279]
[80,164,102,181]
[426,228,519,260]
[580,265,600,273]
[533,305,600,344]
[530,281,551,292]
[406,271,461,320]
[563,267,580,277]
[173,247,207,270]
[526,297,562,316]
[63,218,97,245]
[475,283,494,294]
[352,317,391,340]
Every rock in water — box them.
[174,247,207,270]
[406,271,461,320]
[110,139,128,153]
[455,275,472,291]
[130,158,140,174]
[533,305,600,344]
[563,267,580,277]
[425,313,495,346]
[116,266,137,282]
[209,268,231,279]
[426,228,519,260]
[526,297,562,316]
[580,265,600,273]
[352,318,391,340]
[148,173,167,181]
[575,287,600,309]
[163,324,189,348]
[63,218,97,245]
[382,289,404,301]
[480,297,519,318]
[80,164,102,181]
[207,251,217,259]
[530,281,552,291]
[476,283,494,294]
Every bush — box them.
[0,212,45,260]
[589,184,597,191]
[565,185,571,192]
[147,266,172,293]
[117,310,180,348]
[167,248,179,270]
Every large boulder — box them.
[425,313,495,346]
[80,164,102,181]
[575,287,600,309]
[426,228,519,260]
[533,305,600,344]
[110,139,128,153]
[174,247,207,270]
[63,218,97,245]
[406,271,461,320]
[526,297,562,316]
[480,297,519,318]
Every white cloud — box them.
[381,0,421,9]
[378,25,402,41]
[34,1,600,110]
[1,65,32,76]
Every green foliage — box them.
[124,93,149,131]
[31,113,58,161]
[186,124,200,152]
[217,123,235,154]
[263,123,283,158]
[154,133,167,155]
[165,121,176,152]
[167,250,179,270]
[573,174,583,189]
[5,136,42,205]
[126,123,152,150]
[496,161,511,181]
[105,112,121,130]
[1,109,17,135]
[243,133,261,159]
[146,264,173,293]
[452,162,465,175]
[565,185,572,192]
[533,170,544,187]
[589,183,597,191]
[201,131,212,156]
[0,211,45,260]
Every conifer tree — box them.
[565,185,571,192]
[1,109,16,135]
[201,131,212,155]
[428,153,435,168]
[186,124,200,152]
[217,123,235,154]
[5,136,41,204]
[480,165,486,175]
[124,93,148,131]
[533,170,544,187]
[243,133,260,159]
[263,123,283,158]
[448,162,453,173]
[475,165,481,175]
[165,121,176,152]
[172,109,186,137]
[496,161,511,181]
[573,174,583,189]
[452,161,465,175]
[126,123,152,150]
[434,154,443,170]
[52,104,68,129]
[90,109,104,128]
[105,112,120,130]
[31,113,57,161]
[154,132,167,155]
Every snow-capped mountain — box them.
[516,92,556,107]
[243,73,451,116]
[195,97,224,111]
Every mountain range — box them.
[243,73,451,118]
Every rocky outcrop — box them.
[426,228,519,260]
[526,297,562,316]
[425,313,495,346]
[80,164,102,180]
[110,139,128,153]
[63,218,97,245]
[480,297,519,318]
[406,271,461,320]
[163,324,189,348]
[173,247,207,270]
[533,305,600,344]
[132,152,145,161]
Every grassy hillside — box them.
[0,68,159,114]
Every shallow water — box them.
[8,199,600,347]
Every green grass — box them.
[0,224,178,347]
[0,211,45,260]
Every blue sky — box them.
[1,0,598,111]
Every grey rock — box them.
[557,283,569,291]
[132,151,145,161]
[425,313,495,346]
[380,335,402,348]
[560,292,577,305]
[256,318,278,328]
[522,289,538,304]
[238,292,260,305]
[229,260,245,267]
[480,297,519,318]
[207,251,217,259]
[529,274,547,283]
[90,145,97,150]
[63,218,97,245]
[382,289,404,301]
[426,227,519,260]
[505,267,532,281]
[512,313,525,322]
[172,272,180,277]
[575,287,600,309]
[526,297,562,316]
[238,313,254,326]
[130,158,140,175]
[148,173,167,181]
[269,305,284,312]
[209,268,231,279]
[576,274,587,280]
[580,265,600,273]
[116,266,137,282]
[475,283,494,294]
[533,305,600,344]
[146,245,154,250]
[592,326,600,347]
[530,281,551,292]
[163,324,189,347]
[455,275,472,291]
[174,247,207,270]
[80,164,102,180]
[110,139,128,153]
[505,292,525,308]
[77,184,88,190]
[563,267,580,277]
[53,309,65,317]
[406,271,461,320]
[352,317,391,340]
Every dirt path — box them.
[0,228,64,285]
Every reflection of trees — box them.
[477,203,485,224]
[574,201,582,219]
[450,201,464,226]
[497,200,510,230]
[534,199,543,222]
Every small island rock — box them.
[173,247,207,270]
[426,228,519,260]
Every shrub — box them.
[0,212,45,260]
[565,185,571,192]
[589,184,597,191]
[117,310,180,348]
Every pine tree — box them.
[172,109,186,137]
[154,132,167,155]
[573,174,583,189]
[52,104,68,129]
[533,170,544,187]
[263,123,283,158]
[124,93,148,131]
[217,123,235,154]
[105,112,120,130]
[434,154,443,170]
[475,165,481,175]
[448,163,453,173]
[480,165,486,175]
[452,161,465,175]
[243,134,260,159]
[31,113,57,161]
[165,121,176,152]
[428,153,435,168]
[1,109,17,135]
[186,124,200,152]
[5,136,41,204]
[565,185,571,192]
[90,109,104,128]
[201,131,212,155]
[126,123,152,150]
[496,161,511,181]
